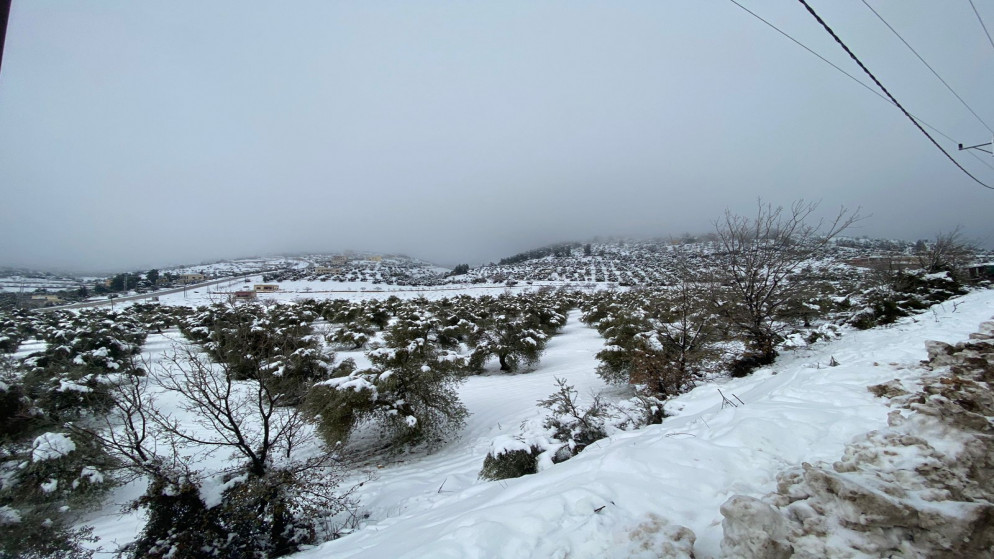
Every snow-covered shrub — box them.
[25,366,118,423]
[593,312,646,385]
[328,321,375,350]
[0,429,112,559]
[463,292,571,374]
[538,378,609,456]
[0,367,38,442]
[0,309,35,354]
[849,270,968,330]
[178,303,333,398]
[479,379,667,481]
[478,442,542,481]
[15,309,148,423]
[200,467,353,559]
[129,478,212,558]
[0,508,94,559]
[305,338,467,449]
[0,324,120,559]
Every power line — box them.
[727,0,886,104]
[726,0,983,170]
[797,0,994,190]
[0,0,11,79]
[863,0,993,134]
[969,0,994,54]
[967,149,994,172]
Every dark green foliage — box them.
[128,476,222,559]
[0,312,124,559]
[328,321,375,350]
[0,309,35,354]
[13,308,148,426]
[0,510,94,559]
[584,285,717,396]
[108,273,138,292]
[593,311,647,385]
[178,303,332,398]
[498,242,580,265]
[129,471,334,559]
[0,429,112,559]
[306,337,467,448]
[850,271,968,330]
[479,447,540,481]
[304,382,377,446]
[468,293,564,373]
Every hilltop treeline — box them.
[498,242,582,265]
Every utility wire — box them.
[726,0,990,171]
[727,0,885,104]
[968,149,994,172]
[797,0,994,190]
[863,0,993,134]
[969,0,994,54]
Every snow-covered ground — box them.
[146,278,611,308]
[81,288,994,558]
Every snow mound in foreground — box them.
[721,332,994,558]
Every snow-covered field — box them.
[147,278,609,308]
[82,288,994,558]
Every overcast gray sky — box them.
[1,1,993,273]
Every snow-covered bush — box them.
[127,475,219,559]
[478,442,542,481]
[479,379,667,481]
[0,343,117,559]
[178,302,333,398]
[468,294,553,373]
[849,270,968,330]
[305,337,467,449]
[0,309,35,354]
[328,321,375,350]
[0,429,112,559]
[538,378,609,456]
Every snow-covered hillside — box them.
[270,289,994,558]
[58,290,952,557]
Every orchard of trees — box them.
[0,201,984,558]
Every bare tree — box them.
[151,347,313,477]
[75,347,353,558]
[711,200,860,374]
[915,226,975,277]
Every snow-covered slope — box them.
[296,289,994,559]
